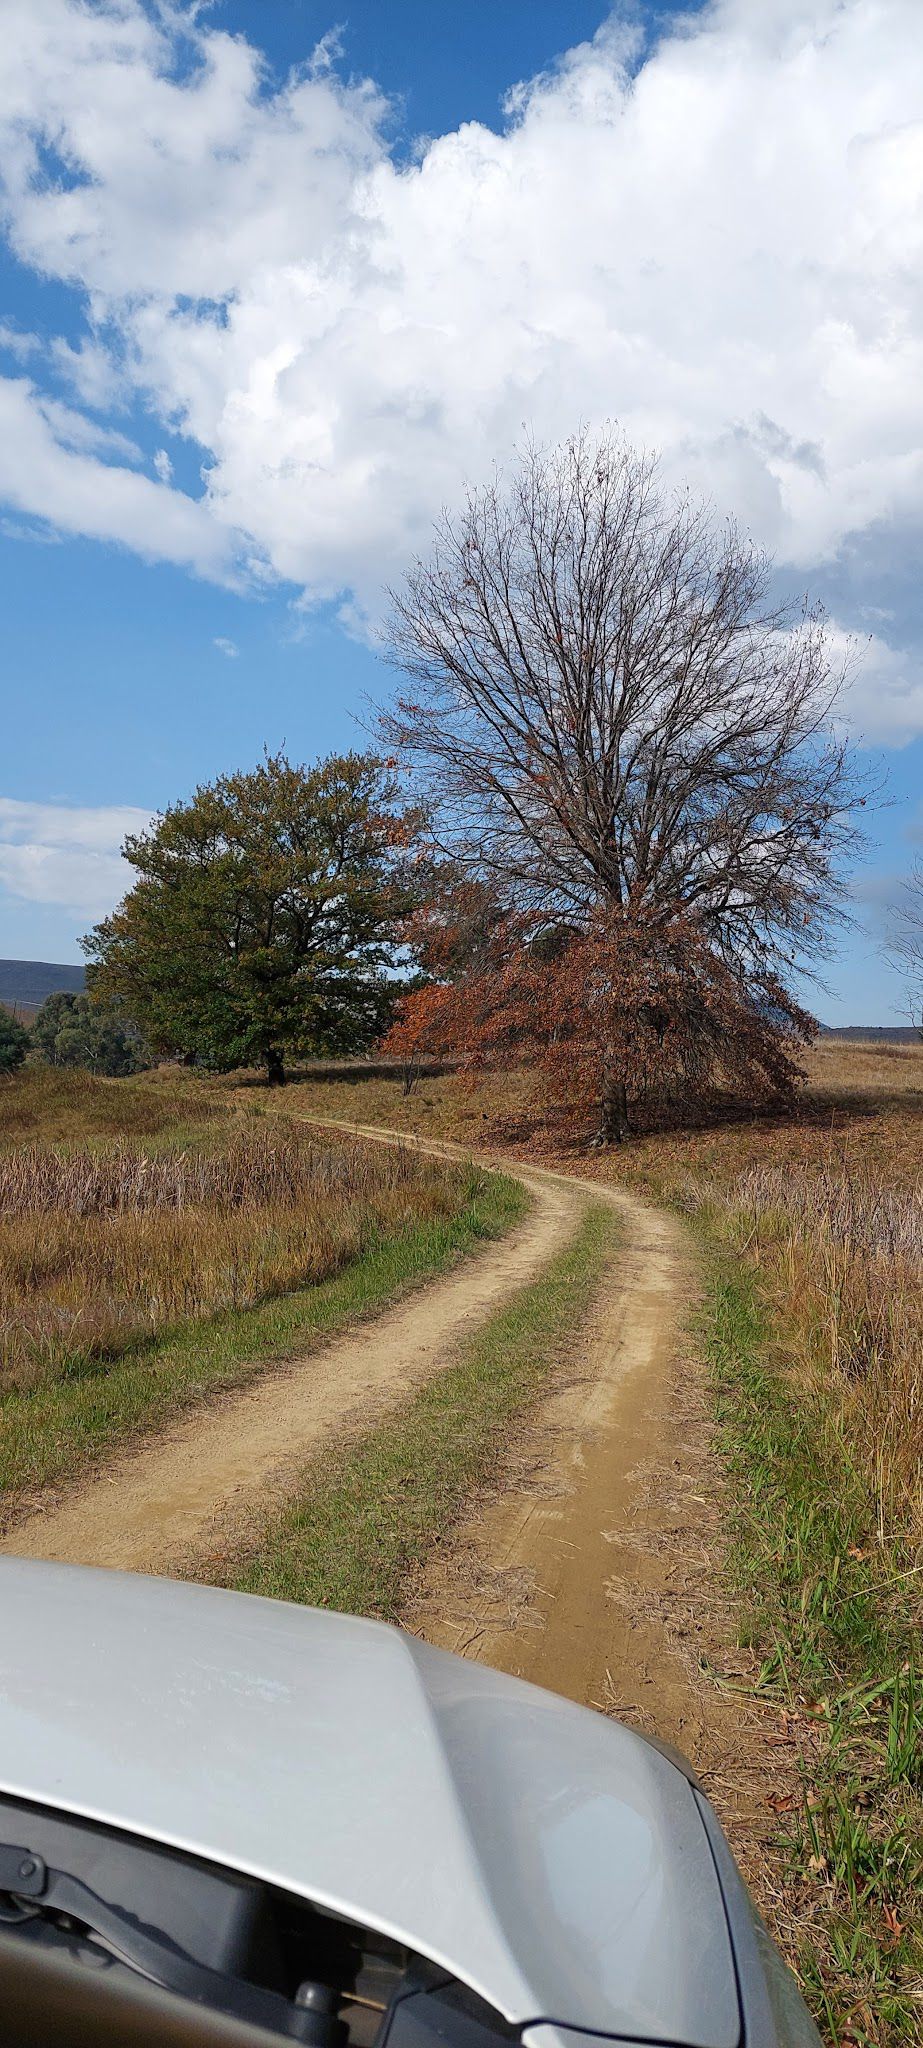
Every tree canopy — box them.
[31,991,149,1077]
[383,430,863,1132]
[0,1007,29,1076]
[84,751,416,1084]
[385,892,814,1139]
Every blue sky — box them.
[0,0,921,1022]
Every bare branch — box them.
[382,427,864,983]
[884,859,923,1037]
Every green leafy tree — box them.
[84,751,416,1084]
[0,1007,30,1075]
[31,991,149,1077]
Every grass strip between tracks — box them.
[699,1249,923,2047]
[223,1197,619,1617]
[0,1165,526,1515]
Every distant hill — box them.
[0,958,85,1019]
[819,1024,919,1043]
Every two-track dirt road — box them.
[1,1122,718,1752]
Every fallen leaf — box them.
[882,1904,905,1941]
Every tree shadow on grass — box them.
[484,1083,923,1159]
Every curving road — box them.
[1,1122,700,1735]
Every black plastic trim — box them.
[0,1923,288,2047]
[1,1847,322,2042]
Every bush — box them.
[0,1008,30,1075]
[31,991,149,1077]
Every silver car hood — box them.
[0,1562,739,2048]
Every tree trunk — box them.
[600,1072,630,1144]
[265,1047,286,1087]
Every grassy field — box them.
[275,1043,923,2047]
[0,1067,525,1512]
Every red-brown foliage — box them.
[384,906,815,1139]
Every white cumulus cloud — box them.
[0,376,240,576]
[0,0,919,693]
[831,630,923,747]
[0,797,152,919]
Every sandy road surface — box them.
[291,1125,776,1840]
[417,1188,696,1703]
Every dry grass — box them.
[0,1063,227,1140]
[259,1065,535,1144]
[677,1162,923,1563]
[576,1042,923,2043]
[0,1070,472,1396]
[591,1046,923,1572]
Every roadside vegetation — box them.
[586,1042,923,2047]
[704,1262,922,2045]
[215,1199,617,1615]
[0,1066,524,1516]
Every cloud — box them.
[828,628,923,747]
[0,515,62,544]
[0,0,920,684]
[0,375,241,577]
[50,333,124,410]
[0,797,152,919]
[153,446,173,483]
[213,635,238,657]
[34,392,142,463]
[0,322,40,363]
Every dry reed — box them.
[0,1125,467,1393]
[709,1161,923,1556]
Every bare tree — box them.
[885,860,923,1037]
[383,431,863,1003]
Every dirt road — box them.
[262,1124,743,1767]
[1,1120,709,1752]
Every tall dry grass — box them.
[695,1158,923,1559]
[0,1123,467,1394]
[0,1132,423,1215]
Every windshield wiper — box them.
[0,1840,340,2044]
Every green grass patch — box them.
[699,1248,923,2047]
[0,1166,525,1515]
[224,1198,618,1617]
